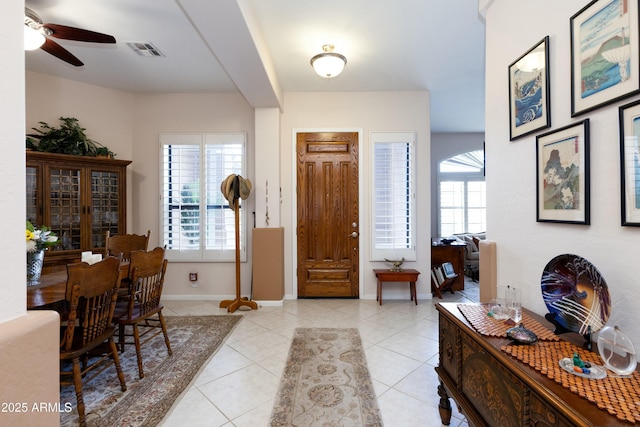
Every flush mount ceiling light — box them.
[310,44,347,78]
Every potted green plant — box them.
[26,117,116,158]
[95,146,116,158]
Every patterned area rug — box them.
[60,315,242,427]
[270,328,383,427]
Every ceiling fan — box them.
[24,7,116,67]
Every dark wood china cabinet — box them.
[26,152,131,271]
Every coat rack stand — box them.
[220,197,258,313]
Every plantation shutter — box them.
[370,132,416,261]
[161,135,201,258]
[161,133,246,261]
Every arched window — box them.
[438,150,486,236]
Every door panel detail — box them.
[297,132,359,297]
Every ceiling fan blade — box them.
[40,38,84,67]
[42,23,116,44]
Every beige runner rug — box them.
[270,328,383,427]
[60,315,242,427]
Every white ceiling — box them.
[24,0,486,133]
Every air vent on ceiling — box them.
[126,42,165,57]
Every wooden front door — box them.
[296,132,359,297]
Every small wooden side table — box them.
[373,269,420,305]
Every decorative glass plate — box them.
[541,254,610,335]
[559,357,607,379]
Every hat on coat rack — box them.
[220,174,252,205]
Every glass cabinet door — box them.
[91,170,121,250]
[27,152,130,269]
[48,167,82,251]
[26,165,39,226]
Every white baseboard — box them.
[163,293,433,302]
[254,299,284,307]
[162,294,236,301]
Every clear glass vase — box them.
[26,249,45,286]
[597,325,637,376]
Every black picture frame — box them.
[618,98,640,226]
[509,36,551,140]
[536,120,590,225]
[570,0,640,116]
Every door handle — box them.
[348,231,358,238]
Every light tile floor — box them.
[159,282,477,427]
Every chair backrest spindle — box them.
[105,230,151,262]
[61,257,121,352]
[123,247,167,319]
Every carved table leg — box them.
[437,380,452,425]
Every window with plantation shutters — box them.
[160,133,246,261]
[370,132,416,261]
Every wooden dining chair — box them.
[59,256,127,427]
[113,246,172,379]
[104,229,151,262]
[105,229,151,299]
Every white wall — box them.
[280,91,431,300]
[0,4,60,421]
[486,1,640,346]
[0,0,27,322]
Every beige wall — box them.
[26,71,135,163]
[26,71,135,229]
[485,1,640,346]
[23,79,433,301]
[281,91,431,299]
[0,312,60,427]
[131,93,256,298]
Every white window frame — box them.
[370,131,416,261]
[438,175,486,236]
[437,149,486,236]
[160,133,247,262]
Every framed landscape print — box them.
[536,120,590,224]
[619,99,640,226]
[509,36,551,140]
[571,0,640,116]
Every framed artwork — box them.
[570,0,640,116]
[442,262,456,278]
[619,98,640,226]
[536,120,590,224]
[509,36,551,140]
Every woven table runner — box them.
[457,303,559,341]
[502,340,640,423]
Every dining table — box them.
[27,261,130,310]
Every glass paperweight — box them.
[488,299,510,320]
[597,326,637,376]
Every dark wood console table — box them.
[436,302,631,426]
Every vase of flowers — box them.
[26,221,58,286]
